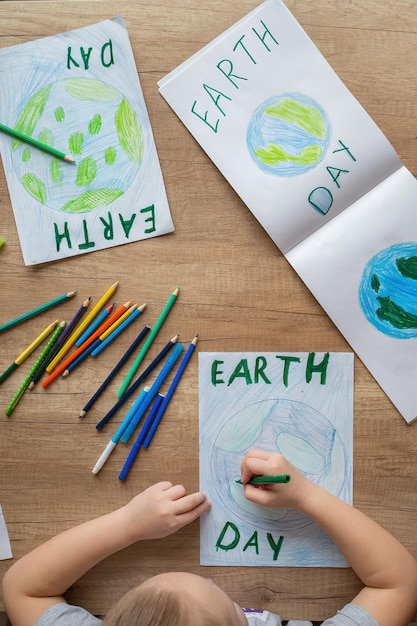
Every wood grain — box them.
[1,1,417,621]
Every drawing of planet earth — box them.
[247,93,331,176]
[359,242,417,338]
[210,398,347,531]
[10,78,142,213]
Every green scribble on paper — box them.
[22,148,31,162]
[396,256,417,280]
[371,274,380,293]
[61,188,123,213]
[12,85,51,150]
[38,128,54,148]
[255,143,322,166]
[69,132,84,156]
[65,78,120,102]
[105,146,117,165]
[115,99,143,164]
[50,158,63,185]
[376,296,417,329]
[21,173,47,203]
[265,97,326,139]
[76,157,97,186]
[88,114,102,135]
[55,106,65,123]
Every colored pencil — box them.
[75,303,115,347]
[28,321,67,390]
[92,387,150,475]
[0,122,76,163]
[95,334,179,430]
[34,297,91,381]
[119,342,185,444]
[142,335,198,449]
[117,287,179,397]
[5,321,66,416]
[236,475,291,485]
[78,325,150,419]
[62,303,140,377]
[90,304,146,357]
[46,281,119,371]
[0,292,76,333]
[119,393,164,481]
[56,296,91,347]
[42,301,131,388]
[0,319,58,384]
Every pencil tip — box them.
[79,410,86,419]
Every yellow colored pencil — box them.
[46,281,119,372]
[0,320,58,384]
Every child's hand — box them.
[121,481,210,542]
[240,450,312,510]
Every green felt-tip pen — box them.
[236,474,291,485]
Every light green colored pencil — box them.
[5,321,66,416]
[0,122,76,163]
[117,287,180,397]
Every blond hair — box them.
[102,576,233,626]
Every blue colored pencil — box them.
[119,393,164,481]
[75,302,115,346]
[143,335,198,449]
[78,325,150,418]
[91,306,143,357]
[95,334,179,430]
[118,343,185,444]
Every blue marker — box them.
[92,386,149,475]
[120,342,185,443]
[143,336,198,449]
[92,342,184,474]
[119,393,164,481]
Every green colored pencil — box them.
[0,122,76,163]
[117,287,180,397]
[5,321,66,416]
[0,291,77,333]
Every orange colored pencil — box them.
[41,301,132,388]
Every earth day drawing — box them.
[0,16,174,265]
[209,398,348,532]
[359,242,417,339]
[10,77,142,213]
[199,352,353,567]
[246,93,331,176]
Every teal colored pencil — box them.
[117,287,179,397]
[0,122,76,163]
[0,291,76,333]
[5,321,66,416]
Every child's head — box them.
[102,572,247,625]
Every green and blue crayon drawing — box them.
[10,77,142,213]
[247,93,331,177]
[359,242,417,339]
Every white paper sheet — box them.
[160,0,417,423]
[0,16,174,265]
[0,505,13,560]
[199,351,353,567]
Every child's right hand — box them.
[121,481,210,543]
[240,450,313,510]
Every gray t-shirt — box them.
[34,601,378,626]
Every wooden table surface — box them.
[1,0,417,621]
